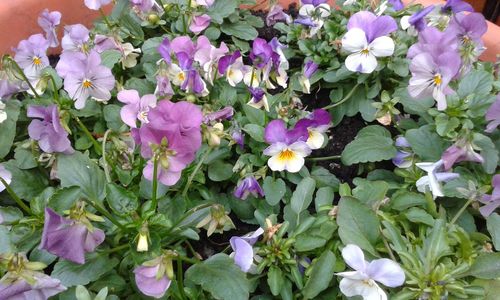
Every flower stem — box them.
[99,8,113,30]
[451,198,475,224]
[163,203,213,236]
[48,75,60,105]
[182,148,212,199]
[177,258,188,300]
[6,57,40,98]
[84,198,127,232]
[322,83,360,110]
[0,177,32,215]
[151,155,159,211]
[102,129,112,183]
[98,244,129,254]
[72,114,103,155]
[307,155,341,161]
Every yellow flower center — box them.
[177,72,185,82]
[228,70,234,77]
[32,56,42,66]
[308,130,314,139]
[278,149,295,161]
[82,79,93,89]
[433,74,442,86]
[361,48,370,55]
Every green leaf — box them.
[103,104,126,132]
[314,187,334,212]
[105,183,138,215]
[337,197,380,256]
[487,213,500,251]
[267,266,285,296]
[14,147,37,169]
[390,191,426,211]
[48,187,81,212]
[120,12,144,40]
[51,253,119,287]
[473,133,499,174]
[243,105,265,126]
[207,0,238,24]
[303,250,336,299]
[0,100,21,159]
[263,177,286,206]
[405,125,446,161]
[291,178,316,214]
[243,124,264,142]
[100,50,122,68]
[310,166,340,189]
[404,207,434,226]
[185,253,250,300]
[3,161,48,200]
[295,217,337,251]
[341,126,396,165]
[208,160,234,182]
[352,178,389,207]
[457,70,493,98]
[220,22,258,41]
[57,152,106,201]
[467,253,500,279]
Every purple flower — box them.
[195,0,214,7]
[441,0,473,13]
[194,36,229,84]
[294,109,331,149]
[388,0,404,10]
[218,51,244,86]
[0,164,12,193]
[0,271,66,299]
[27,105,74,154]
[231,128,245,149]
[234,176,264,200]
[478,175,500,217]
[40,208,105,264]
[441,141,484,170]
[299,60,319,94]
[203,106,234,124]
[170,36,196,57]
[130,0,155,12]
[266,4,291,26]
[247,87,269,111]
[294,17,317,27]
[301,0,328,6]
[392,137,413,168]
[485,95,500,133]
[230,228,264,272]
[38,9,61,48]
[407,27,459,59]
[448,12,487,45]
[134,261,171,299]
[189,14,211,34]
[408,5,434,31]
[117,89,157,128]
[408,51,461,110]
[158,38,172,63]
[84,0,112,10]
[0,79,21,100]
[61,24,90,53]
[63,50,115,109]
[94,34,119,53]
[13,34,49,82]
[347,11,398,43]
[250,38,274,68]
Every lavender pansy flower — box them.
[218,51,245,87]
[27,105,74,154]
[247,87,269,112]
[407,26,459,59]
[263,120,311,173]
[0,164,12,193]
[189,14,211,34]
[415,160,459,199]
[231,128,245,149]
[14,34,50,82]
[301,0,328,5]
[40,208,105,264]
[194,36,229,84]
[38,9,62,48]
[478,175,500,217]
[61,24,90,53]
[441,140,484,170]
[337,244,405,300]
[441,0,473,13]
[342,12,397,73]
[63,50,115,109]
[250,38,274,68]
[408,51,461,110]
[485,95,500,133]
[266,4,292,26]
[203,106,234,123]
[84,0,112,10]
[448,13,487,45]
[0,270,66,299]
[0,76,22,100]
[299,60,319,94]
[266,38,289,89]
[234,176,264,200]
[195,0,215,7]
[407,5,435,32]
[392,137,413,168]
[388,0,404,10]
[117,89,157,128]
[130,0,155,12]
[294,109,332,149]
[134,259,172,299]
[155,75,174,98]
[230,228,264,272]
[94,34,119,53]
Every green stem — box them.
[98,244,129,254]
[182,148,212,199]
[84,198,127,232]
[163,203,213,236]
[177,254,199,264]
[307,155,341,161]
[451,198,475,224]
[177,258,188,300]
[7,57,40,98]
[151,155,159,211]
[48,75,60,105]
[72,114,103,155]
[0,177,32,215]
[322,83,361,110]
[102,129,112,183]
[99,8,113,29]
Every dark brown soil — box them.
[253,3,298,42]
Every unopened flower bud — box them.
[137,232,149,252]
[147,14,160,24]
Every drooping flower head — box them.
[299,60,319,94]
[13,34,50,82]
[441,0,473,14]
[234,176,264,200]
[301,0,328,6]
[218,51,245,87]
[0,164,12,193]
[485,95,500,133]
[230,228,264,272]
[342,12,397,73]
[38,9,62,48]
[189,14,211,34]
[247,87,269,112]
[203,106,234,124]
[117,89,157,128]
[337,244,405,300]
[478,175,500,217]
[415,160,459,199]
[441,140,484,170]
[250,38,274,68]
[448,12,487,67]
[134,257,172,299]
[130,0,155,12]
[40,207,105,264]
[266,4,292,26]
[84,0,112,10]
[27,105,74,154]
[392,137,413,168]
[263,120,311,173]
[294,109,332,149]
[408,5,435,32]
[61,24,90,53]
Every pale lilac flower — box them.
[299,60,319,94]
[392,137,413,168]
[218,51,245,87]
[195,0,214,7]
[61,24,90,53]
[448,12,487,44]
[441,0,473,13]
[203,106,234,123]
[0,164,12,193]
[415,160,459,199]
[0,78,22,100]
[0,271,66,299]
[189,14,211,34]
[407,26,459,59]
[408,5,434,31]
[134,259,171,299]
[408,52,461,110]
[27,105,74,154]
[84,0,112,10]
[485,95,500,133]
[117,89,157,128]
[342,12,397,73]
[294,109,331,149]
[442,140,484,170]
[234,176,264,200]
[478,175,500,217]
[55,51,86,79]
[337,244,405,300]
[40,208,105,264]
[155,75,174,98]
[38,9,62,48]
[266,4,292,26]
[230,228,264,272]
[94,34,119,53]
[266,38,289,89]
[194,36,229,84]
[130,0,155,12]
[13,34,50,82]
[63,50,115,109]
[263,120,311,173]
[388,0,404,10]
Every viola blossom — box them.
[38,9,61,48]
[485,95,500,133]
[231,128,245,149]
[263,120,311,173]
[194,0,214,7]
[27,105,74,154]
[337,244,405,300]
[230,228,264,272]
[61,24,90,53]
[117,89,157,128]
[441,140,484,170]
[266,4,292,26]
[341,11,397,73]
[478,175,500,217]
[155,74,174,98]
[203,106,234,124]
[132,100,202,186]
[0,164,12,193]
[194,36,229,85]
[294,109,332,150]
[408,51,461,110]
[407,26,459,59]
[119,42,142,69]
[84,0,112,10]
[448,13,488,67]
[234,176,264,200]
[388,0,404,11]
[249,38,274,69]
[299,60,319,94]
[130,0,155,13]
[392,137,413,168]
[247,87,269,112]
[218,51,245,87]
[265,38,289,89]
[189,14,211,34]
[63,50,115,109]
[40,207,105,264]
[0,73,23,100]
[295,2,331,36]
[441,0,473,14]
[401,5,434,34]
[13,34,50,83]
[415,160,459,199]
[134,257,171,299]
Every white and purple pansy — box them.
[218,51,245,87]
[294,109,332,150]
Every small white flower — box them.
[263,142,311,173]
[415,160,460,199]
[120,42,142,69]
[167,64,186,86]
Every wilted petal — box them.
[230,237,254,272]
